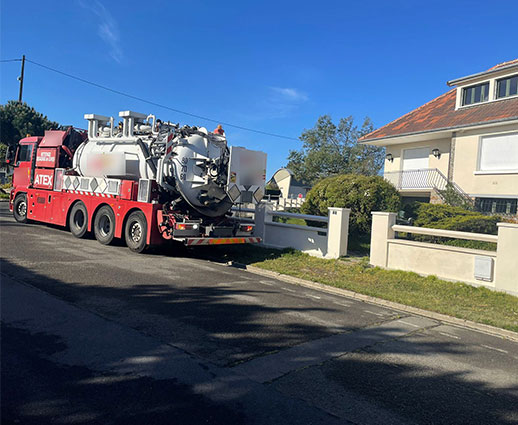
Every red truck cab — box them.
[9,137,41,222]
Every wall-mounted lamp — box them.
[432,148,441,159]
[386,153,394,162]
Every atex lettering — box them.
[35,174,53,186]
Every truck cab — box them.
[8,137,41,221]
[10,137,40,189]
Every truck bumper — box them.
[182,237,261,246]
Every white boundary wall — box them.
[370,212,518,295]
[247,203,350,259]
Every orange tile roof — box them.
[361,61,518,143]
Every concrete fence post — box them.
[254,202,274,245]
[495,222,518,295]
[370,212,397,267]
[326,208,351,258]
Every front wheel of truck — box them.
[13,194,27,223]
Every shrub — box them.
[405,203,500,251]
[300,174,400,235]
[411,203,500,234]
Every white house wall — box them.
[452,123,518,197]
[384,138,451,177]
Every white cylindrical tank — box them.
[73,139,155,180]
[72,121,233,217]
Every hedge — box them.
[405,203,500,251]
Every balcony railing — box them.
[384,168,448,190]
[384,168,474,207]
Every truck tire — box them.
[125,210,148,253]
[69,202,88,238]
[94,205,116,245]
[13,194,28,223]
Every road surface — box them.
[1,201,517,424]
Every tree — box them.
[0,143,7,168]
[286,115,384,185]
[300,174,400,235]
[0,101,60,148]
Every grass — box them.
[194,244,518,332]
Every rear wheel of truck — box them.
[125,211,148,253]
[69,201,89,238]
[94,205,116,245]
[13,194,27,223]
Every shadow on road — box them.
[0,257,340,365]
[1,324,246,425]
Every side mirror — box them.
[5,145,15,164]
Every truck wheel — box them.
[125,211,148,253]
[94,205,116,245]
[69,202,88,238]
[13,194,28,223]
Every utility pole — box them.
[18,55,25,102]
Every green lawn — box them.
[193,244,518,332]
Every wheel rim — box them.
[73,210,85,228]
[98,215,111,237]
[17,200,27,217]
[130,221,142,243]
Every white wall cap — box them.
[497,222,518,229]
[371,211,398,216]
[84,113,111,122]
[328,207,351,212]
[118,110,148,119]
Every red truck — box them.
[8,110,266,252]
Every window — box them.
[476,198,517,215]
[16,144,33,164]
[496,75,518,99]
[479,133,518,172]
[462,82,489,106]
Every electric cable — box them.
[17,58,299,141]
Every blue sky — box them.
[1,0,517,177]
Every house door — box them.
[401,147,429,188]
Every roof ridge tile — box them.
[488,59,518,71]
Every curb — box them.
[239,264,518,342]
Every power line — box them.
[0,59,22,62]
[20,57,299,141]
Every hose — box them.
[136,138,157,178]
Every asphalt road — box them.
[1,201,518,425]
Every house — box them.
[361,59,518,214]
[267,168,310,200]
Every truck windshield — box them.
[16,144,33,165]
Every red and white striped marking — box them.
[185,237,261,246]
[66,190,114,198]
[166,132,175,155]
